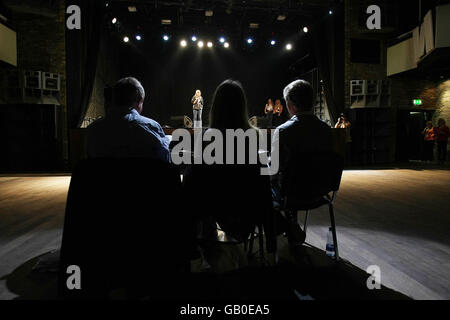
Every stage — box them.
[0,165,449,299]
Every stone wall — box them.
[390,77,440,110]
[433,80,450,126]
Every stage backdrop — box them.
[116,41,303,127]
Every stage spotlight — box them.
[207,41,213,48]
[286,43,292,50]
[123,36,129,43]
[198,41,204,48]
[191,36,197,42]
[163,35,169,41]
[219,37,225,43]
[136,35,142,41]
[180,40,187,47]
[329,10,333,15]
[112,17,117,24]
[224,42,230,48]
[247,38,253,44]
[270,40,276,46]
[303,26,309,33]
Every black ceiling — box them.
[105,0,340,42]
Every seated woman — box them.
[183,80,273,243]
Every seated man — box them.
[270,79,333,245]
[87,77,170,162]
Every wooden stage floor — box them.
[0,167,449,300]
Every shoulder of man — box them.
[135,114,165,134]
[276,116,297,132]
[86,117,107,134]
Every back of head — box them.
[210,79,250,130]
[112,77,145,109]
[283,79,314,112]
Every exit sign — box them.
[413,99,423,106]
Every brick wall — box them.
[344,0,441,112]
[390,77,439,109]
[433,80,450,126]
[4,0,68,163]
[344,0,387,108]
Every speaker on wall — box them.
[24,70,42,89]
[350,79,391,108]
[42,72,60,91]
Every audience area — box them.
[1,167,448,300]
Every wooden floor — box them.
[0,168,449,300]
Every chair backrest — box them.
[281,152,344,201]
[183,163,272,240]
[58,157,192,299]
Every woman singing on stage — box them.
[191,89,204,128]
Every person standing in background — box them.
[422,121,435,162]
[264,98,274,128]
[335,113,352,164]
[191,89,204,128]
[435,118,449,164]
[273,99,284,127]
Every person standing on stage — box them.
[274,99,283,116]
[264,98,274,128]
[191,89,204,128]
[273,99,284,127]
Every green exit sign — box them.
[413,99,423,106]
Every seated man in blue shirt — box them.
[87,77,170,162]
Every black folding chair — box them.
[275,152,344,262]
[58,157,194,299]
[183,163,273,263]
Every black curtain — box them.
[312,6,345,124]
[66,0,103,129]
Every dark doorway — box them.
[397,110,434,161]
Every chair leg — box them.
[248,231,255,257]
[286,209,298,223]
[328,203,339,261]
[273,209,279,265]
[258,224,265,262]
[304,210,309,234]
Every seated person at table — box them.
[86,77,170,162]
[184,80,273,242]
[270,79,333,244]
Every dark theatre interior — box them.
[0,0,449,306]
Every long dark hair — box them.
[209,80,251,130]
